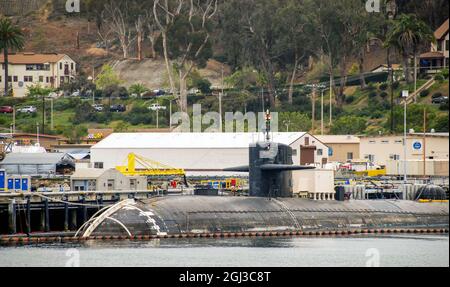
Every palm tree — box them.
[385,14,435,83]
[0,17,25,97]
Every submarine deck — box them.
[90,196,449,237]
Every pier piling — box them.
[64,200,69,232]
[8,200,16,235]
[44,199,50,232]
[26,198,31,235]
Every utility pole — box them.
[321,89,324,135]
[169,100,172,130]
[156,108,159,129]
[423,108,427,178]
[42,94,45,135]
[51,98,54,130]
[261,87,265,113]
[414,55,418,97]
[311,85,316,132]
[12,106,15,135]
[402,90,408,186]
[220,64,224,132]
[329,74,333,126]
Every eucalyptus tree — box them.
[154,0,218,112]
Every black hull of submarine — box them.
[92,196,449,236]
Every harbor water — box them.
[0,235,448,267]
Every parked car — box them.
[17,106,37,114]
[0,106,13,114]
[148,104,167,111]
[432,96,448,104]
[92,104,104,112]
[153,89,166,97]
[110,104,126,112]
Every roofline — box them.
[0,53,76,64]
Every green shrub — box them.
[345,96,355,104]
[420,89,430,97]
[392,81,400,89]
[434,74,445,82]
[440,69,449,79]
[379,91,388,99]
[379,83,388,91]
[368,91,378,98]
[366,82,376,91]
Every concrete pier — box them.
[0,190,159,236]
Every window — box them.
[60,76,65,83]
[328,148,334,156]
[365,155,375,162]
[13,76,18,82]
[46,77,49,83]
[305,137,310,146]
[39,76,44,82]
[24,76,33,82]
[107,180,115,191]
[0,76,2,82]
[347,152,354,160]
[71,63,74,70]
[292,149,297,156]
[317,149,323,156]
[130,179,137,190]
[390,154,400,160]
[381,140,389,144]
[395,140,403,144]
[7,76,12,82]
[369,140,376,144]
[88,180,96,191]
[437,41,443,51]
[94,162,104,169]
[446,40,449,52]
[60,63,63,70]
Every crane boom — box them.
[116,153,186,176]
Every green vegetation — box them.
[0,16,25,97]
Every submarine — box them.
[77,112,449,238]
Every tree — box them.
[63,125,88,144]
[129,83,149,96]
[385,14,435,83]
[95,64,122,90]
[0,17,25,97]
[276,0,316,104]
[102,0,136,59]
[154,0,218,112]
[279,112,312,132]
[331,115,367,135]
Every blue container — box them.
[0,170,5,191]
[7,178,14,190]
[21,178,29,192]
[14,178,21,190]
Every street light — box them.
[402,90,409,189]
[385,0,397,134]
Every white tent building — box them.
[90,132,330,172]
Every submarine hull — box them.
[90,196,449,236]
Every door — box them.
[107,180,115,191]
[300,146,316,165]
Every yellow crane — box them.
[116,153,186,177]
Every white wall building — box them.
[0,53,77,97]
[360,133,449,166]
[90,132,330,172]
